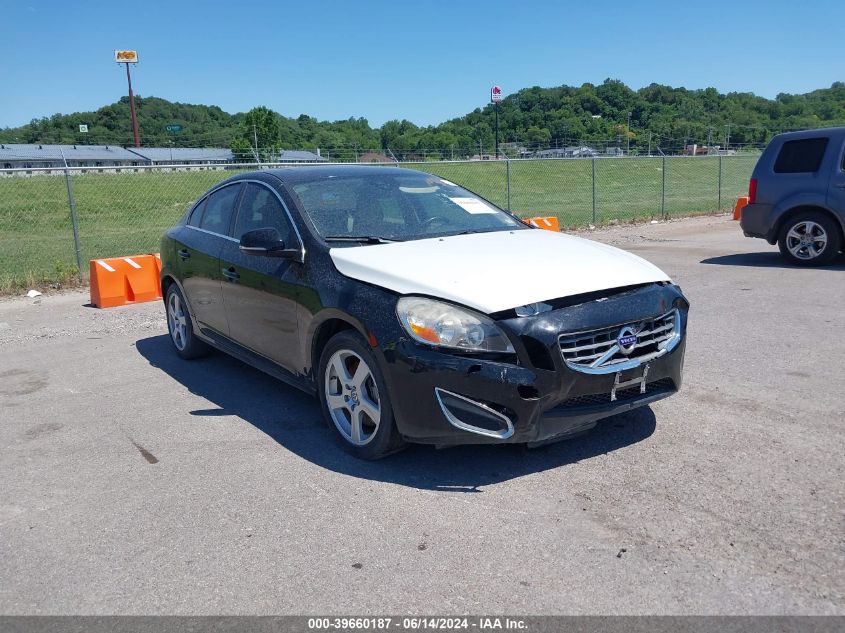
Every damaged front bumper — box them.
[382,283,689,446]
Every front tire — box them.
[165,284,210,360]
[318,331,405,459]
[777,212,841,266]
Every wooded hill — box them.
[2,80,843,158]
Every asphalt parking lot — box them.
[1,215,843,615]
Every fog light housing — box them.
[435,388,514,439]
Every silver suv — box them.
[741,126,845,265]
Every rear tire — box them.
[317,331,405,460]
[777,212,841,266]
[165,284,210,360]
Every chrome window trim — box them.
[434,388,515,440]
[558,308,683,376]
[186,225,240,243]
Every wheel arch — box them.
[160,274,177,298]
[307,312,370,379]
[774,205,845,246]
[160,274,202,332]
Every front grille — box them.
[552,378,675,410]
[558,309,679,372]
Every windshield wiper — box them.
[323,236,400,244]
[446,229,496,237]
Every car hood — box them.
[329,229,671,314]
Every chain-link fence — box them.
[0,155,758,292]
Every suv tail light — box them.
[748,178,757,204]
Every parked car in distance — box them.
[160,166,689,459]
[741,126,845,265]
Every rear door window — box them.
[187,199,206,227]
[232,183,296,245]
[199,184,242,235]
[773,138,829,173]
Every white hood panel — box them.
[329,229,670,314]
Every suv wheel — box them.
[318,331,405,459]
[165,284,210,359]
[778,212,842,266]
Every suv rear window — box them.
[773,137,829,173]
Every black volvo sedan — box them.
[160,166,688,459]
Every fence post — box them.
[591,157,596,223]
[506,157,511,212]
[717,154,723,212]
[63,171,83,275]
[661,155,667,219]
[58,148,83,275]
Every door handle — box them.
[222,267,240,282]
[178,248,190,260]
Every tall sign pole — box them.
[115,50,141,147]
[491,85,502,158]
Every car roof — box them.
[245,164,432,186]
[772,126,845,142]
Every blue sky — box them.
[1,0,842,129]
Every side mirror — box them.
[239,228,297,258]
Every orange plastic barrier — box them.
[525,216,560,232]
[732,196,750,221]
[89,253,162,308]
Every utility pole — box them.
[725,123,731,152]
[648,131,652,157]
[626,112,631,155]
[253,123,260,163]
[115,51,141,147]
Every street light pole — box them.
[626,111,631,155]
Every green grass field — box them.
[0,155,758,291]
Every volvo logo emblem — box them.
[617,326,639,355]
[345,384,360,410]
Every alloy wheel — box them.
[167,292,188,351]
[786,220,828,260]
[324,349,382,446]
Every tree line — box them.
[2,79,843,159]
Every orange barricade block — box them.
[733,196,750,221]
[525,216,560,232]
[89,253,162,309]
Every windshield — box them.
[291,171,525,242]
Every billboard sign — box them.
[115,50,139,63]
[491,85,502,103]
[166,124,183,133]
[79,124,89,133]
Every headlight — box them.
[396,297,515,353]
